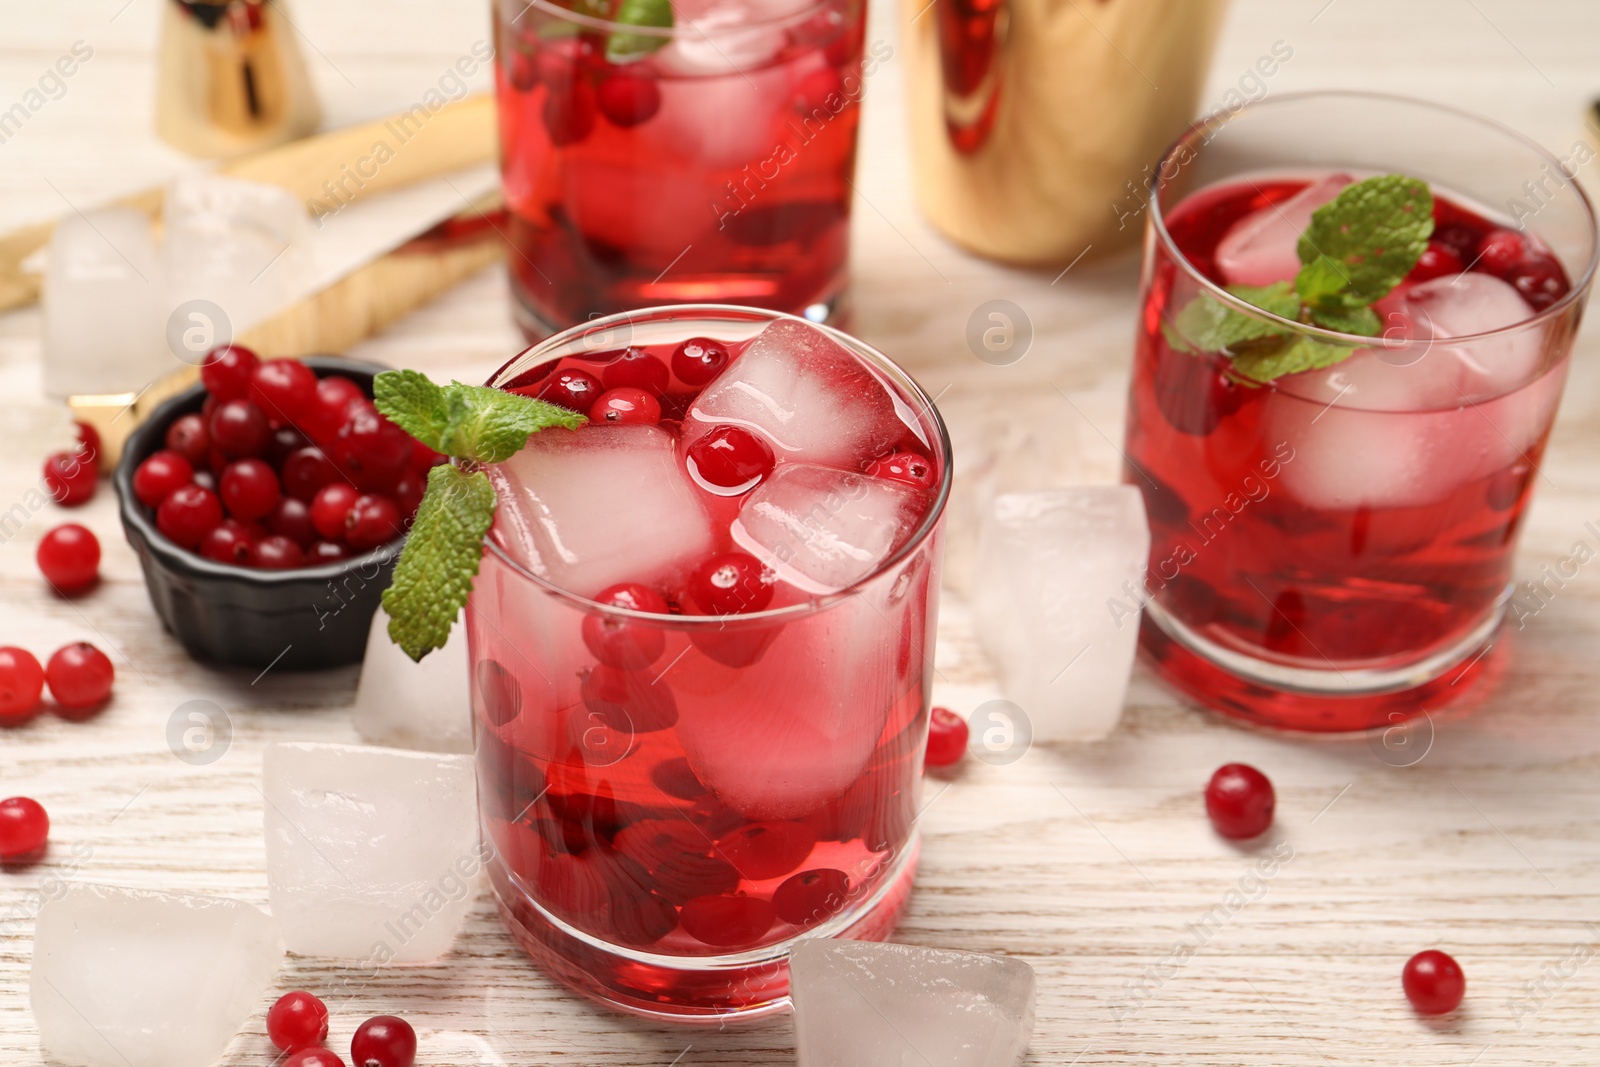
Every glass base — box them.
[1140,597,1508,733]
[488,835,918,1022]
[509,284,847,344]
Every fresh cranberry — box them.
[164,413,210,465]
[209,399,271,458]
[507,49,539,92]
[254,534,305,569]
[345,494,402,551]
[220,459,281,521]
[1153,349,1246,435]
[156,484,224,549]
[544,78,597,146]
[868,451,937,489]
[590,387,662,426]
[715,821,815,880]
[350,1015,417,1067]
[610,890,680,946]
[613,821,739,902]
[687,552,774,615]
[582,583,670,668]
[679,894,776,948]
[45,642,114,711]
[390,470,424,519]
[282,446,340,502]
[192,469,217,494]
[0,797,48,859]
[74,421,101,464]
[207,447,230,475]
[308,541,348,563]
[0,648,45,724]
[409,437,446,472]
[596,72,661,127]
[651,757,708,800]
[1475,227,1526,278]
[266,990,329,1053]
[200,520,255,565]
[602,347,669,394]
[267,497,316,547]
[1204,763,1275,839]
[1403,950,1465,1014]
[133,450,194,507]
[1407,240,1464,283]
[580,663,679,732]
[794,66,844,114]
[199,344,259,402]
[686,426,775,493]
[1510,252,1569,311]
[924,706,968,768]
[42,451,96,506]
[268,426,309,465]
[311,483,360,542]
[284,1049,344,1067]
[671,337,730,386]
[334,402,412,486]
[37,524,100,593]
[539,368,603,412]
[773,868,850,928]
[307,375,367,442]
[249,358,319,426]
[1432,222,1479,263]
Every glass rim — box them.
[1147,89,1600,352]
[511,0,837,40]
[478,304,954,627]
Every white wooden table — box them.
[3,1,1600,1063]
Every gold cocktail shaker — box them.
[901,0,1231,265]
[156,0,321,158]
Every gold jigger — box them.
[901,0,1230,265]
[156,0,321,158]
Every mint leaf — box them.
[1294,255,1350,307]
[438,383,585,463]
[1308,302,1381,336]
[1171,281,1298,352]
[1230,334,1356,384]
[1296,174,1433,303]
[382,464,497,662]
[607,0,672,61]
[373,369,452,449]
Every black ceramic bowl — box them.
[115,356,400,670]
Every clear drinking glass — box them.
[467,306,951,1018]
[1123,92,1597,732]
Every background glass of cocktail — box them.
[1124,92,1597,732]
[467,306,951,1018]
[491,0,869,337]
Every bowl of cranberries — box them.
[114,348,438,670]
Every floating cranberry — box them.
[687,552,774,615]
[544,78,597,146]
[37,524,100,593]
[220,459,281,522]
[282,446,340,503]
[0,797,49,859]
[773,868,850,928]
[715,821,815,880]
[590,387,662,426]
[284,1049,344,1067]
[45,641,113,711]
[42,451,96,507]
[0,647,45,724]
[267,497,317,548]
[1153,348,1247,436]
[345,494,402,551]
[1475,227,1526,278]
[1510,252,1569,311]
[613,820,740,903]
[254,534,305,569]
[1204,763,1275,839]
[686,426,775,493]
[679,894,776,948]
[311,482,360,541]
[507,49,539,92]
[157,484,223,549]
[1432,222,1479,264]
[609,890,679,946]
[200,520,255,565]
[165,413,211,465]
[1403,949,1465,1015]
[651,757,708,800]
[209,399,271,459]
[924,706,968,768]
[350,1015,417,1067]
[1408,240,1464,283]
[133,450,194,507]
[539,368,603,412]
[597,72,661,127]
[581,664,678,732]
[249,358,319,427]
[582,582,670,668]
[199,344,259,402]
[603,347,670,394]
[266,990,329,1052]
[868,451,937,489]
[671,337,730,386]
[794,66,844,114]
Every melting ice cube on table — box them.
[353,606,472,754]
[263,742,478,962]
[42,208,165,397]
[790,940,1037,1067]
[31,883,282,1067]
[972,486,1150,742]
[1213,172,1352,288]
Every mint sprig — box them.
[606,0,672,62]
[374,371,585,661]
[1168,174,1435,383]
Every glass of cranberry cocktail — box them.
[492,0,871,337]
[467,306,950,1018]
[1125,92,1597,732]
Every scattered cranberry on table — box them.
[36,524,100,593]
[44,641,114,713]
[0,796,49,859]
[351,1015,417,1067]
[284,1047,345,1067]
[924,706,969,768]
[0,648,45,724]
[1402,949,1466,1015]
[42,451,97,507]
[266,989,330,1053]
[1204,763,1275,840]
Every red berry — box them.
[36,524,100,593]
[582,582,670,668]
[539,368,603,412]
[1153,348,1246,436]
[156,484,224,549]
[308,541,348,563]
[686,426,775,493]
[1510,252,1569,311]
[868,451,937,489]
[1475,227,1526,278]
[0,648,45,724]
[199,344,259,402]
[199,520,255,565]
[924,706,968,768]
[390,470,424,520]
[0,796,49,859]
[220,459,281,522]
[544,78,597,146]
[192,469,217,494]
[268,497,316,548]
[687,552,774,615]
[679,894,775,948]
[209,399,271,458]
[409,437,446,473]
[596,72,661,127]
[42,451,97,507]
[773,868,850,928]
[350,1015,417,1067]
[1432,222,1479,263]
[164,413,211,465]
[282,446,340,503]
[715,821,815,880]
[345,494,402,551]
[334,402,412,487]
[1204,763,1275,839]
[671,338,730,387]
[75,421,101,465]
[266,990,329,1053]
[590,387,662,426]
[1403,950,1466,1015]
[311,483,360,541]
[507,49,539,92]
[601,346,670,395]
[285,1049,345,1067]
[307,375,367,442]
[1408,240,1464,283]
[254,534,305,569]
[794,66,843,113]
[45,641,114,711]
[133,450,194,507]
[249,358,319,427]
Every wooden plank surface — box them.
[2,0,1599,1064]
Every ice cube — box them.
[732,463,919,595]
[263,742,479,962]
[972,487,1150,742]
[1214,173,1352,288]
[652,0,807,78]
[489,425,714,599]
[353,606,472,754]
[684,320,910,471]
[790,940,1037,1067]
[31,883,282,1067]
[42,209,167,398]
